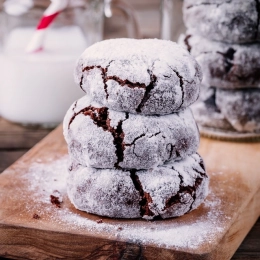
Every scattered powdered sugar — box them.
[21,156,229,251]
[24,157,68,205]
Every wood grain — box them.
[233,219,260,259]
[0,118,50,149]
[0,126,259,260]
[0,151,27,173]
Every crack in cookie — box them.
[136,70,157,113]
[163,173,203,212]
[188,176,204,212]
[124,134,146,147]
[82,65,109,99]
[106,75,146,89]
[82,63,147,101]
[184,34,192,52]
[79,75,84,91]
[217,48,236,74]
[186,0,232,9]
[124,131,161,159]
[72,100,78,114]
[172,69,185,110]
[166,144,181,162]
[124,133,146,158]
[69,106,129,168]
[112,114,129,168]
[68,106,108,129]
[198,157,206,173]
[130,170,155,217]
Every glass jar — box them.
[0,0,138,128]
[160,0,185,42]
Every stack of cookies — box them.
[180,0,260,138]
[63,38,209,220]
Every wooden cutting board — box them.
[0,125,259,260]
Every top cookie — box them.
[74,38,202,115]
[183,0,260,44]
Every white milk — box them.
[0,26,86,127]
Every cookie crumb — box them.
[117,227,123,231]
[96,219,103,224]
[33,213,40,219]
[50,195,62,208]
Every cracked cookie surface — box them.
[183,0,260,44]
[63,96,200,169]
[74,38,202,115]
[179,33,260,89]
[192,86,260,133]
[67,153,209,219]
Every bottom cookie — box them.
[67,153,209,220]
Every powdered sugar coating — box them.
[191,86,233,131]
[179,33,260,89]
[198,84,215,102]
[216,88,260,133]
[63,96,200,170]
[192,86,260,133]
[67,164,140,218]
[192,101,234,131]
[67,153,209,219]
[74,38,202,115]
[183,0,260,44]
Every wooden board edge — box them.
[208,189,260,260]
[0,223,212,260]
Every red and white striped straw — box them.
[26,0,69,53]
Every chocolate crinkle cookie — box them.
[67,153,209,220]
[192,86,260,133]
[179,33,260,89]
[216,88,260,133]
[63,95,200,170]
[183,0,260,44]
[191,87,235,131]
[74,38,202,115]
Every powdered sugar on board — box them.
[19,155,236,251]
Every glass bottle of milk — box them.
[0,0,104,128]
